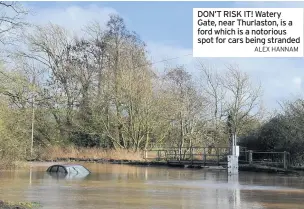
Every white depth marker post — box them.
[228,133,239,175]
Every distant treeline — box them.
[240,99,304,164]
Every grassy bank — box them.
[0,161,29,170]
[0,145,144,169]
[0,201,40,209]
[36,145,144,161]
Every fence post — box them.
[249,150,253,165]
[283,151,287,169]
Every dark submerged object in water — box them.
[46,164,91,179]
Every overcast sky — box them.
[22,1,304,111]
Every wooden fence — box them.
[143,146,231,166]
[143,147,290,169]
[239,150,290,169]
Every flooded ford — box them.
[0,162,304,209]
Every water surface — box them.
[0,162,304,209]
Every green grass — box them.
[0,201,41,209]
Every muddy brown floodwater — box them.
[0,162,304,209]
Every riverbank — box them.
[28,157,300,175]
[0,161,30,170]
[239,164,299,175]
[0,200,40,209]
[0,146,143,170]
[36,146,143,161]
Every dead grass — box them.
[0,160,29,170]
[38,145,144,161]
[0,200,41,209]
[0,161,13,170]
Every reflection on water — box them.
[47,171,90,180]
[0,162,304,209]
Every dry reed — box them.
[38,145,144,161]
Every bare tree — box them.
[17,23,80,140]
[198,61,226,145]
[222,65,262,141]
[0,1,28,45]
[162,66,204,158]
